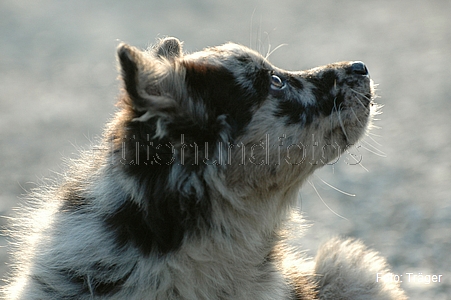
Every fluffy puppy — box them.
[2,37,406,299]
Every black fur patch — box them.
[274,99,319,126]
[105,199,159,255]
[287,75,304,90]
[274,69,352,125]
[105,184,212,256]
[307,70,348,118]
[183,61,269,137]
[106,161,211,255]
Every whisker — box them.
[337,102,349,140]
[314,174,356,197]
[263,32,271,59]
[251,14,264,54]
[331,95,340,132]
[347,147,369,172]
[360,130,385,154]
[367,131,382,138]
[297,190,304,211]
[308,180,348,220]
[350,107,383,147]
[265,43,288,60]
[350,88,372,101]
[359,141,386,157]
[249,9,256,49]
[364,133,383,146]
[350,92,371,111]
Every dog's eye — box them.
[270,75,285,90]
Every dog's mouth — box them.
[309,62,376,153]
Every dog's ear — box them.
[154,37,183,60]
[117,43,181,116]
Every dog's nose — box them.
[350,61,369,76]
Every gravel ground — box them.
[1,1,450,298]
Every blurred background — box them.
[1,0,450,298]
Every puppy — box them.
[2,37,406,299]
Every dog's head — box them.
[109,37,375,253]
[115,37,374,187]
